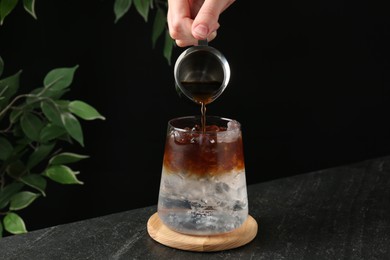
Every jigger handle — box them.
[198,39,208,46]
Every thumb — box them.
[192,0,224,39]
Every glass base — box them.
[147,212,258,252]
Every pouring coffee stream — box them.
[174,40,231,131]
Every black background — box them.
[0,0,389,232]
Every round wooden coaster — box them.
[147,213,258,252]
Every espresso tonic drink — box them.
[157,116,248,235]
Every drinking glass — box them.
[157,115,248,235]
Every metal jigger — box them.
[174,40,231,104]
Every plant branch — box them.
[0,94,35,118]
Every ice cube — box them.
[217,120,240,143]
[215,182,230,194]
[227,120,240,131]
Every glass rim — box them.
[168,115,241,134]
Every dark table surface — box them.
[1,156,389,260]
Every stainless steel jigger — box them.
[174,40,231,104]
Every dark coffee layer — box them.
[180,81,222,105]
[163,125,245,176]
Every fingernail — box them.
[193,24,209,39]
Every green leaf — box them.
[41,100,63,126]
[27,143,55,169]
[68,100,105,121]
[0,0,18,26]
[20,112,44,141]
[55,100,70,108]
[44,165,83,184]
[0,183,24,210]
[9,108,23,123]
[0,136,13,160]
[61,112,84,146]
[23,0,36,19]
[20,174,47,196]
[6,160,27,179]
[49,152,89,165]
[0,56,4,77]
[114,0,132,23]
[163,30,174,66]
[10,191,40,211]
[3,212,27,234]
[27,87,69,104]
[43,65,79,91]
[39,124,66,143]
[0,70,22,110]
[134,0,150,22]
[152,8,166,48]
[12,139,29,154]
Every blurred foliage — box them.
[0,58,105,237]
[0,0,174,64]
[0,0,175,237]
[114,0,174,65]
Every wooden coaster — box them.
[147,212,258,252]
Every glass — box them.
[157,115,248,235]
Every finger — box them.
[191,0,227,39]
[167,0,191,19]
[175,38,197,47]
[176,30,217,47]
[167,0,192,41]
[207,30,217,43]
[192,0,236,39]
[170,18,195,45]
